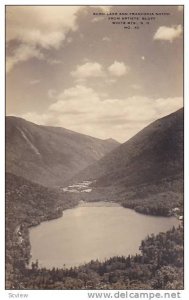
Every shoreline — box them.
[28,200,180,270]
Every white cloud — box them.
[71,60,129,83]
[108,61,129,77]
[71,62,104,81]
[6,6,81,72]
[49,85,100,114]
[20,112,50,125]
[153,25,182,42]
[102,36,111,42]
[20,84,183,142]
[18,30,64,50]
[6,44,44,73]
[6,6,80,47]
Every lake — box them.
[29,201,179,269]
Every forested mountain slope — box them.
[6,117,119,187]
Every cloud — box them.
[71,60,129,83]
[71,61,104,81]
[153,25,182,42]
[49,85,100,114]
[102,36,111,42]
[6,44,44,73]
[19,84,183,142]
[108,61,129,77]
[6,6,80,47]
[6,6,81,72]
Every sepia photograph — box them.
[5,4,184,291]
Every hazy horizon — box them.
[6,106,183,143]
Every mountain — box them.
[6,172,78,227]
[5,171,80,288]
[71,108,183,209]
[6,172,184,289]
[6,117,120,187]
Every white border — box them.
[1,1,188,299]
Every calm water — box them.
[29,201,179,268]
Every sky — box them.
[6,5,183,142]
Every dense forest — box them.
[62,175,183,217]
[9,226,184,290]
[6,172,183,290]
[5,172,78,289]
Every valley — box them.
[5,108,184,290]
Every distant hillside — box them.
[6,117,119,187]
[72,108,183,186]
[5,172,78,229]
[5,171,79,288]
[6,172,62,229]
[70,108,183,213]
